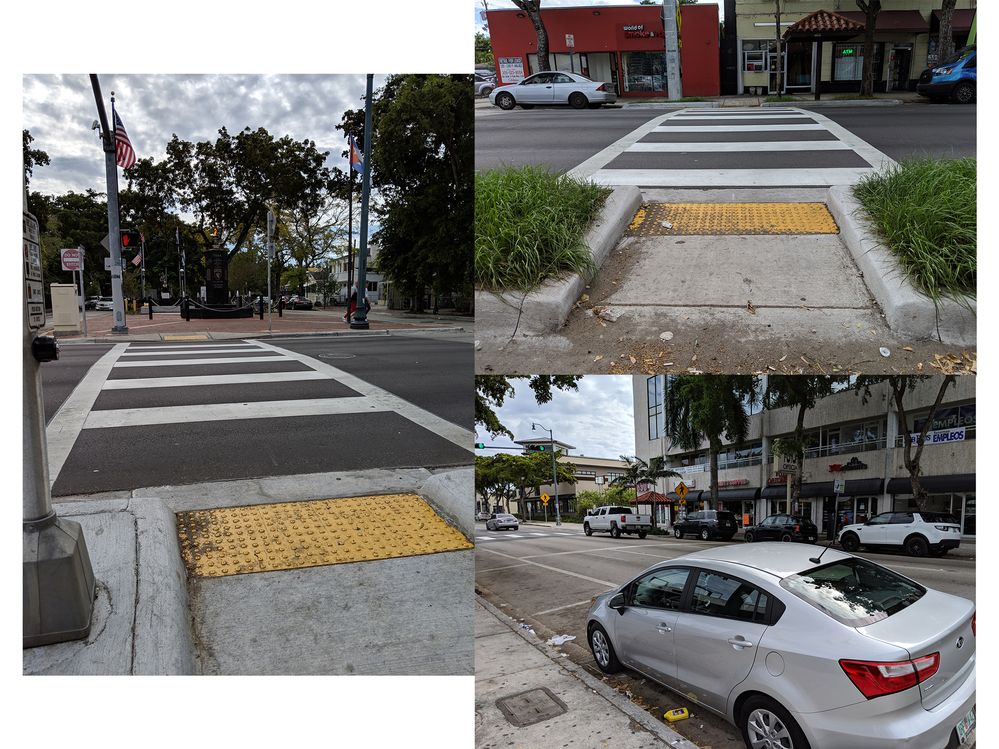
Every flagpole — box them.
[140,233,146,305]
[350,75,374,330]
[347,169,354,302]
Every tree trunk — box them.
[708,436,720,510]
[938,0,958,65]
[894,375,955,511]
[857,2,882,97]
[774,2,782,96]
[514,2,551,71]
[792,401,807,510]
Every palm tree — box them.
[611,455,680,498]
[663,376,759,509]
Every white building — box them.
[327,243,383,304]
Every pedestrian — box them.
[344,284,358,323]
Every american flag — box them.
[113,111,137,169]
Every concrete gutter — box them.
[55,327,464,344]
[475,185,642,339]
[764,99,902,108]
[827,185,975,346]
[621,101,721,109]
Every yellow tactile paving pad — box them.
[627,203,839,236]
[163,334,209,341]
[176,494,473,578]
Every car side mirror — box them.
[609,592,627,614]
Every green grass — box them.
[853,158,976,301]
[475,166,610,291]
[765,95,799,102]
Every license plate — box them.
[956,706,976,744]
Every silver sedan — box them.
[485,513,519,531]
[586,543,975,749]
[490,71,617,111]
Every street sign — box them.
[60,248,83,272]
[24,211,45,331]
[834,479,845,494]
[781,462,799,475]
[675,481,689,501]
[101,234,111,252]
[540,493,550,506]
[565,34,575,48]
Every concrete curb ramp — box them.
[475,185,643,338]
[827,185,976,346]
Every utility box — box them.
[50,283,81,335]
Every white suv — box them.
[838,511,962,557]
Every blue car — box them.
[917,46,976,103]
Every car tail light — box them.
[596,84,607,92]
[793,524,800,533]
[839,653,940,699]
[972,612,976,637]
[621,515,627,523]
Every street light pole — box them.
[533,422,561,526]
[351,74,375,330]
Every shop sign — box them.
[828,457,868,473]
[767,473,791,485]
[910,427,966,445]
[498,57,526,84]
[716,479,749,488]
[621,23,659,39]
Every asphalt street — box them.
[474,527,976,747]
[45,334,472,496]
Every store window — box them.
[742,40,773,73]
[648,376,664,440]
[833,43,881,81]
[622,52,665,93]
[963,495,975,535]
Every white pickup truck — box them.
[583,506,653,539]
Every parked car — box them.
[917,45,976,103]
[490,71,617,111]
[475,511,491,522]
[744,514,818,544]
[486,513,519,531]
[84,297,100,310]
[584,506,653,539]
[587,543,976,749]
[838,511,962,557]
[285,296,314,310]
[95,296,114,311]
[475,71,496,98]
[672,510,738,541]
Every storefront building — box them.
[486,3,720,98]
[731,0,976,95]
[633,375,976,538]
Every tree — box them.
[610,455,680,500]
[512,1,551,72]
[475,31,494,66]
[856,1,883,97]
[475,375,581,438]
[475,451,575,515]
[937,0,959,65]
[856,376,956,508]
[764,377,847,509]
[338,75,473,313]
[23,130,50,191]
[664,376,758,509]
[476,454,521,513]
[773,2,783,96]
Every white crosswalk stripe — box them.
[572,107,896,188]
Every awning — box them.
[837,10,930,34]
[712,487,760,502]
[783,9,865,39]
[886,474,975,494]
[932,9,976,34]
[636,491,670,504]
[761,478,883,499]
[667,490,702,503]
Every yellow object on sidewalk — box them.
[628,202,839,236]
[664,708,689,723]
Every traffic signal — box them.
[527,444,548,452]
[475,443,485,449]
[120,230,142,250]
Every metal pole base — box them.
[23,514,96,648]
[111,326,128,334]
[349,318,370,330]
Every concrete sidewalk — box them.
[25,467,473,675]
[476,596,699,749]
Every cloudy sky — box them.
[23,74,388,197]
[476,375,637,459]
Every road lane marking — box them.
[83,396,384,429]
[566,109,687,180]
[113,355,289,367]
[520,542,676,560]
[477,546,618,588]
[119,348,273,356]
[125,343,266,351]
[800,107,897,170]
[476,563,531,573]
[101,371,330,390]
[669,113,816,120]
[46,343,129,486]
[652,123,826,132]
[588,168,874,187]
[628,141,851,152]
[252,340,473,452]
[533,599,599,617]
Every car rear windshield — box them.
[780,558,925,627]
[715,512,735,521]
[919,512,959,524]
[609,507,634,514]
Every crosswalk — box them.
[570,107,896,188]
[47,339,472,495]
[475,530,579,542]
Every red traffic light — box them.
[120,230,141,248]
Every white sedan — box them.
[490,71,617,111]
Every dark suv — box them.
[672,510,737,541]
[743,514,818,544]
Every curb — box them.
[475,185,642,338]
[55,326,465,345]
[621,101,721,109]
[827,186,976,346]
[477,595,701,749]
[420,467,474,539]
[764,99,902,108]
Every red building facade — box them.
[486,3,720,98]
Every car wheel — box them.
[780,533,793,543]
[839,532,860,552]
[481,86,493,97]
[584,523,592,536]
[637,531,647,539]
[495,92,515,110]
[486,522,494,531]
[512,526,518,531]
[673,527,683,539]
[568,92,588,109]
[588,624,622,674]
[610,524,621,539]
[952,82,975,104]
[905,535,929,557]
[740,695,811,749]
[700,528,710,541]
[744,532,754,544]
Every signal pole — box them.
[350,74,374,330]
[532,422,561,526]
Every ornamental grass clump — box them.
[475,166,610,291]
[853,158,976,302]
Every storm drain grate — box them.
[628,202,840,236]
[176,493,473,578]
[496,687,568,727]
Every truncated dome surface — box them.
[628,202,840,235]
[176,494,472,577]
